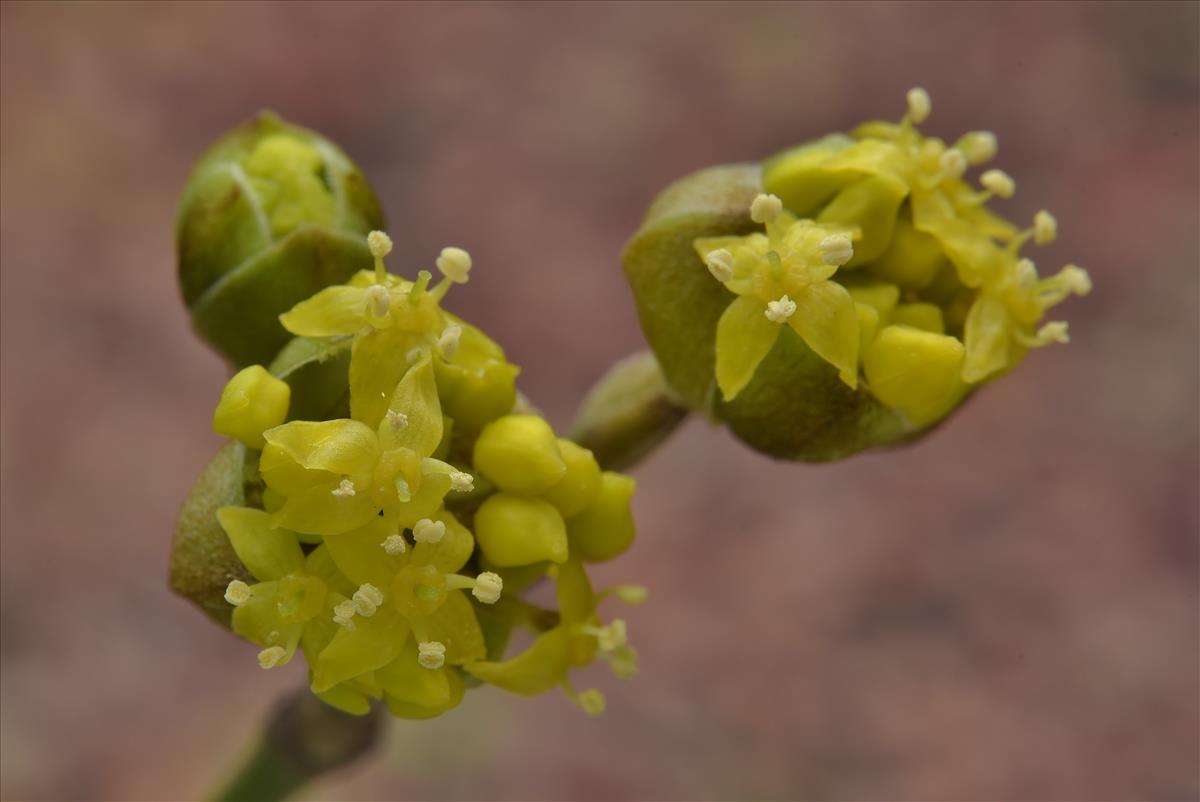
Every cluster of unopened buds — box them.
[210,230,643,718]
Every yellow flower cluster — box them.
[211,231,642,718]
[695,88,1091,426]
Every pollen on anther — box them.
[1037,321,1070,344]
[472,571,503,604]
[382,534,408,556]
[331,478,356,498]
[436,247,472,283]
[225,579,252,606]
[257,646,287,669]
[577,689,606,716]
[450,471,474,493]
[980,169,1016,199]
[939,148,968,181]
[705,249,734,283]
[764,295,797,323]
[352,583,384,617]
[1062,265,1093,295]
[413,518,446,544]
[820,234,854,267]
[439,325,462,359]
[364,284,390,318]
[597,619,628,652]
[367,231,393,259]
[386,409,409,430]
[958,131,998,165]
[750,193,783,224]
[1015,258,1038,289]
[1034,210,1057,245]
[417,641,446,670]
[333,600,357,629]
[906,87,931,124]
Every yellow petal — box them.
[962,294,1014,382]
[714,295,781,401]
[412,509,474,574]
[378,355,443,456]
[216,506,304,582]
[463,626,572,695]
[312,607,408,692]
[863,325,967,426]
[350,327,412,429]
[279,285,370,337]
[263,419,381,477]
[788,281,860,388]
[322,513,404,587]
[817,173,909,266]
[272,481,379,536]
[424,590,487,664]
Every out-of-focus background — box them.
[2,2,1197,800]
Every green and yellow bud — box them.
[567,472,637,563]
[212,365,291,449]
[177,111,384,367]
[473,415,567,495]
[474,493,569,566]
[623,88,1090,460]
[542,439,602,518]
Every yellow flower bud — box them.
[542,439,602,518]
[472,415,567,495]
[474,493,568,566]
[212,365,291,449]
[567,472,636,563]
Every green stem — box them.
[568,351,691,472]
[212,690,383,802]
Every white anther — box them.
[958,131,998,165]
[363,284,390,318]
[1015,258,1038,289]
[352,583,383,617]
[939,148,968,180]
[1034,210,1057,245]
[1061,265,1092,296]
[764,295,797,323]
[749,193,783,224]
[1036,321,1070,344]
[333,600,357,629]
[980,169,1016,199]
[406,347,425,365]
[906,87,931,124]
[257,646,287,669]
[386,409,409,430]
[413,518,446,544]
[224,579,252,606]
[472,571,503,604]
[367,230,393,259]
[438,325,462,359]
[436,247,472,283]
[394,477,412,502]
[704,248,734,283]
[331,478,356,498]
[611,585,648,605]
[417,641,446,670]
[597,619,628,652]
[381,533,408,556]
[819,234,854,266]
[450,470,475,492]
[577,689,606,716]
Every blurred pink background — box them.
[2,2,1197,800]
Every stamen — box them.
[436,247,472,284]
[408,270,432,303]
[1034,210,1057,245]
[1061,265,1092,295]
[367,231,393,259]
[417,641,446,670]
[352,583,384,617]
[603,585,648,605]
[257,646,287,669]
[450,470,474,492]
[596,619,628,652]
[906,87,931,124]
[576,688,606,716]
[413,518,446,544]
[472,571,503,604]
[764,295,797,323]
[438,325,462,359]
[704,248,734,283]
[395,477,412,503]
[363,284,390,319]
[749,193,783,225]
[1015,258,1038,289]
[331,478,356,498]
[386,409,409,430]
[956,131,998,165]
[224,579,252,606]
[333,600,357,630]
[980,169,1016,199]
[938,149,968,181]
[819,234,854,267]
[1036,321,1070,344]
[381,533,407,556]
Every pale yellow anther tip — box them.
[1062,265,1093,295]
[381,534,408,556]
[705,248,734,283]
[413,518,446,545]
[224,579,252,607]
[352,583,384,617]
[438,324,462,359]
[257,646,287,669]
[980,169,1016,199]
[450,470,475,493]
[764,294,797,323]
[959,131,998,165]
[472,571,503,604]
[820,234,854,267]
[1034,210,1058,245]
[597,619,628,652]
[367,230,393,259]
[417,641,446,670]
[333,599,357,630]
[436,246,472,283]
[577,688,606,716]
[750,193,783,224]
[331,478,356,498]
[1015,258,1038,289]
[1037,321,1070,344]
[363,284,390,318]
[939,148,968,180]
[906,87,931,124]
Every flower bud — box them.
[566,472,637,563]
[177,112,384,367]
[473,494,569,566]
[212,365,290,449]
[541,439,602,518]
[623,89,1090,461]
[473,415,567,495]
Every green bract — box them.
[623,88,1090,461]
[177,111,385,367]
[173,227,644,720]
